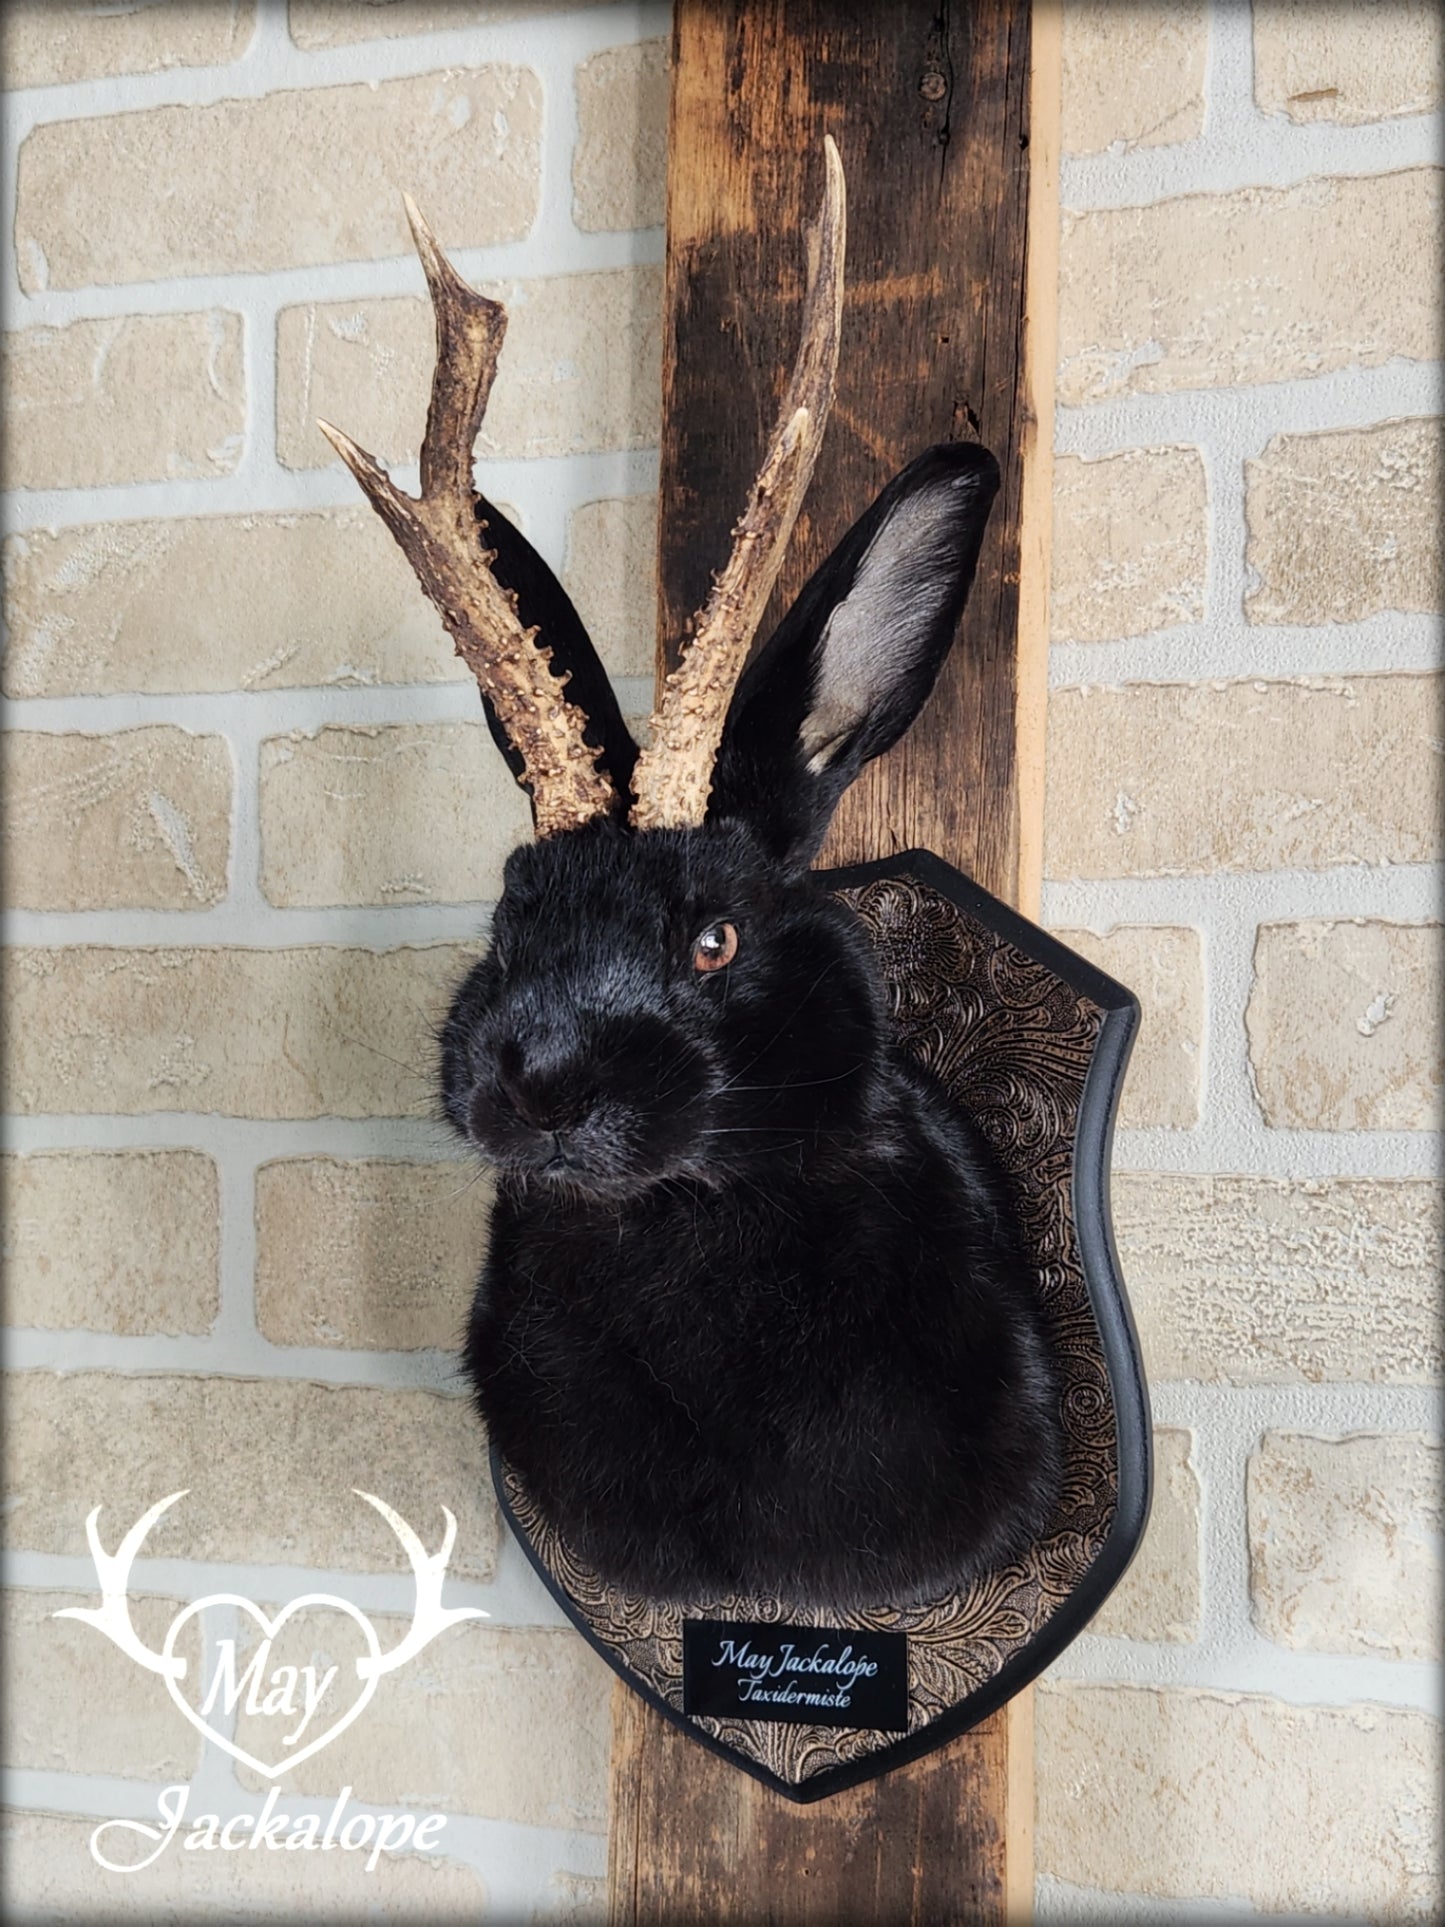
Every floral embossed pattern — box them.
[501,874,1117,1792]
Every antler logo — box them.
[57,1491,487,1779]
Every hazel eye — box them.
[692,920,739,974]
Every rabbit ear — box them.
[476,495,640,820]
[708,442,999,866]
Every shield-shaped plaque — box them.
[494,850,1151,1801]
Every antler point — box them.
[316,417,362,465]
[630,137,845,833]
[332,187,619,834]
[61,1492,190,1679]
[403,193,444,274]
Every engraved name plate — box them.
[682,1619,909,1732]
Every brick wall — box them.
[1,2,1440,1921]
[1035,5,1441,1920]
[1,3,666,1917]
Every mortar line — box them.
[1036,1874,1264,1923]
[1049,618,1442,689]
[1,1,670,132]
[2,446,663,539]
[6,859,1439,947]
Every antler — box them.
[352,1491,488,1679]
[317,198,617,838]
[53,1492,189,1679]
[629,136,847,832]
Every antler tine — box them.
[630,135,847,833]
[317,200,617,839]
[352,1492,487,1679]
[52,1493,190,1679]
[404,193,505,505]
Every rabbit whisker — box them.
[725,1165,806,1227]
[718,1066,859,1093]
[646,1054,713,1108]
[334,1030,434,1084]
[712,960,845,1095]
[438,1161,493,1206]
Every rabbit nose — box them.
[508,1083,566,1131]
[497,1057,591,1133]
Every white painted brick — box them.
[290,0,604,49]
[574,40,669,232]
[1248,1430,1441,1661]
[1254,2,1444,125]
[1248,921,1443,1131]
[255,1157,489,1352]
[17,68,541,290]
[1051,447,1207,642]
[1045,676,1442,878]
[0,2,254,89]
[1,509,467,698]
[3,1149,218,1336]
[1,727,232,910]
[0,1808,488,1917]
[1047,926,1203,1128]
[3,944,474,1120]
[2,312,244,491]
[235,1620,610,1831]
[1058,169,1442,403]
[1037,1684,1441,1917]
[1245,418,1442,625]
[259,724,529,908]
[1113,1174,1442,1386]
[564,494,659,678]
[1060,1,1207,155]
[2,1588,202,1780]
[1090,1429,1200,1643]
[276,269,663,470]
[5,1372,496,1578]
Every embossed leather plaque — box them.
[683,1620,909,1731]
[494,853,1151,1801]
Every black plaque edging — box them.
[490,849,1153,1804]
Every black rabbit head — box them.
[321,161,996,1202]
[438,443,999,1202]
[438,817,880,1199]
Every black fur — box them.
[439,444,1063,1605]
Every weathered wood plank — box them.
[610,2,1053,1918]
[653,0,1033,897]
[610,1680,1011,1926]
[1016,0,1062,924]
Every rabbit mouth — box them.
[504,1140,707,1203]
[465,1082,714,1201]
[534,1134,638,1192]
[454,1009,723,1201]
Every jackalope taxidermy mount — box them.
[321,140,1064,1607]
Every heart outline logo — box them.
[162,1592,382,1781]
[54,1491,489,1782]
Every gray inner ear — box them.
[799,479,972,774]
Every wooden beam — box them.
[610,1682,1011,1925]
[1017,0,1062,925]
[611,2,1058,1918]
[652,0,1034,898]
